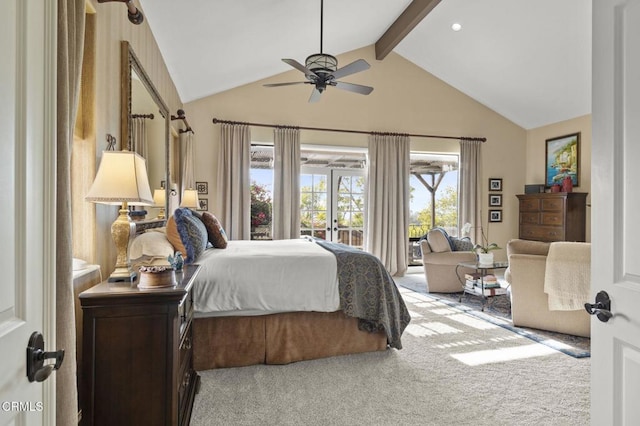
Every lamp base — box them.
[109,206,137,283]
[108,268,137,283]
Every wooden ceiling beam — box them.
[375,0,442,60]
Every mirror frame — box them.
[120,40,170,214]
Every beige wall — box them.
[526,114,592,241]
[185,45,527,261]
[85,0,182,276]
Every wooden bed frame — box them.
[193,310,388,370]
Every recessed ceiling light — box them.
[451,23,462,32]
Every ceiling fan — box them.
[264,0,374,103]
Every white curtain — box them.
[273,127,301,239]
[57,0,85,423]
[459,139,483,244]
[181,131,195,192]
[130,117,148,160]
[366,133,410,276]
[217,123,251,239]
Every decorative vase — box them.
[550,184,561,193]
[478,252,494,266]
[562,176,573,193]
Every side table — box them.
[456,261,509,311]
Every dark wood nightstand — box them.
[79,264,201,426]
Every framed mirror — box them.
[120,40,170,218]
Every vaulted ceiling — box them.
[139,0,591,130]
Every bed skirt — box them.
[193,311,388,370]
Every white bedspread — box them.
[192,239,340,317]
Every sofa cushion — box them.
[450,237,474,252]
[427,228,452,253]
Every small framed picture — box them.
[489,194,502,207]
[489,209,502,223]
[489,178,502,191]
[197,198,208,211]
[160,180,166,189]
[196,181,208,195]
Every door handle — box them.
[584,291,613,323]
[26,332,65,382]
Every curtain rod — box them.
[172,109,194,134]
[130,113,154,119]
[212,117,486,142]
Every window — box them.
[250,144,274,240]
[409,153,459,239]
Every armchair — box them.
[506,239,590,337]
[420,229,477,293]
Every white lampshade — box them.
[153,189,166,207]
[180,188,199,208]
[85,150,154,206]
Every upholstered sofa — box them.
[420,229,477,293]
[506,239,591,337]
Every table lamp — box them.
[153,189,166,219]
[180,188,199,209]
[85,150,154,282]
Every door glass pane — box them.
[300,171,329,240]
[250,144,273,240]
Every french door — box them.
[300,168,365,249]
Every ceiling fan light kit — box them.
[264,0,373,102]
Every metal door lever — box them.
[26,332,65,382]
[584,291,613,322]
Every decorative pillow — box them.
[451,237,474,252]
[167,208,208,263]
[129,231,175,261]
[199,212,228,249]
[426,228,453,253]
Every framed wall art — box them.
[196,181,208,195]
[489,194,502,207]
[489,209,502,223]
[489,178,502,191]
[197,198,208,211]
[545,132,580,187]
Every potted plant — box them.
[473,218,501,265]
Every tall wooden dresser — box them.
[79,264,201,426]
[517,192,588,242]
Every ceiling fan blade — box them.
[309,87,322,103]
[334,81,374,95]
[282,58,317,76]
[264,81,307,87]
[329,59,370,80]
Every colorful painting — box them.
[546,133,580,187]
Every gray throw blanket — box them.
[315,240,411,349]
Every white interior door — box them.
[591,0,640,423]
[0,1,56,424]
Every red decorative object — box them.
[562,176,574,193]
[551,184,561,193]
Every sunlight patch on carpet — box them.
[451,343,558,366]
[434,339,487,349]
[447,313,499,330]
[406,322,462,337]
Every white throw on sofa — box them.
[506,239,591,337]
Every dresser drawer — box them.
[519,198,541,211]
[520,212,540,225]
[178,289,193,338]
[520,225,565,241]
[541,212,564,225]
[541,198,564,211]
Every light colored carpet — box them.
[191,286,590,425]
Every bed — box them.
[130,208,411,370]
